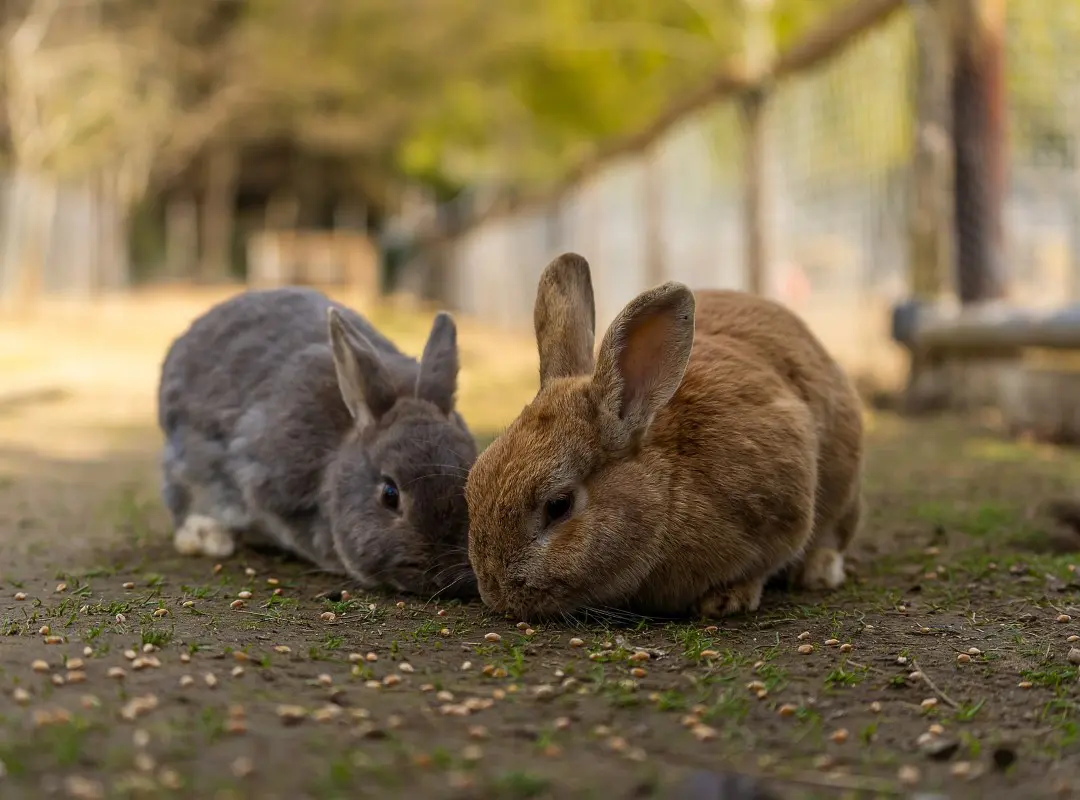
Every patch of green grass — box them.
[142,628,173,648]
[489,771,551,799]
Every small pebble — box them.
[55,583,67,593]
[383,674,402,687]
[704,625,718,634]
[468,725,489,740]
[630,651,650,662]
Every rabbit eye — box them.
[380,478,400,511]
[543,493,573,527]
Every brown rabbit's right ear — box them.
[533,252,596,388]
[592,282,695,443]
[328,309,397,426]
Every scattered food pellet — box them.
[321,611,336,622]
[951,761,973,779]
[62,776,104,800]
[179,675,195,688]
[461,744,483,762]
[870,701,883,713]
[928,723,945,735]
[396,601,406,609]
[31,659,49,673]
[83,647,93,657]
[14,592,26,601]
[437,608,447,617]
[38,625,50,636]
[317,673,333,687]
[797,644,814,655]
[266,577,279,586]
[44,636,63,645]
[273,645,292,654]
[115,613,126,623]
[839,643,853,653]
[13,687,31,704]
[524,628,536,636]
[704,625,718,634]
[630,667,647,678]
[956,653,971,664]
[51,674,65,686]
[699,649,719,659]
[797,631,811,641]
[569,638,584,648]
[1068,648,1080,666]
[213,564,223,574]
[690,723,718,742]
[123,650,137,661]
[276,705,307,725]
[920,698,938,710]
[555,716,572,730]
[824,638,839,647]
[365,652,378,662]
[383,674,402,687]
[896,655,908,665]
[399,662,415,673]
[204,673,218,688]
[244,567,256,577]
[1068,635,1080,643]
[348,653,364,663]
[1057,614,1072,624]
[967,647,982,655]
[108,667,126,680]
[468,725,489,740]
[778,704,798,718]
[897,765,921,786]
[152,608,168,618]
[225,718,247,735]
[231,756,255,778]
[461,661,473,671]
[830,728,850,744]
[485,632,502,643]
[180,652,191,663]
[237,591,252,600]
[123,582,135,590]
[66,671,87,684]
[55,583,67,593]
[440,628,451,636]
[1018,681,1033,689]
[232,666,245,678]
[230,600,245,609]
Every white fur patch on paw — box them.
[799,548,846,590]
[174,514,235,558]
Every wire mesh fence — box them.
[418,0,1080,387]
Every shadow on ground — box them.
[1,414,1080,799]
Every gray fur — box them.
[158,287,478,598]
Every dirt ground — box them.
[2,292,1080,799]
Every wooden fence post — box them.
[908,0,954,302]
[740,0,774,296]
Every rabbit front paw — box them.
[696,577,765,618]
[173,514,236,558]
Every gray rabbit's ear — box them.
[328,309,398,425]
[534,253,596,389]
[416,312,459,415]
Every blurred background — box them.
[1,0,1079,452]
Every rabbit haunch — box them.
[157,287,478,599]
[465,253,863,619]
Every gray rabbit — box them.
[157,287,478,599]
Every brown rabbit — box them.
[465,253,863,619]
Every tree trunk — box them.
[740,89,769,296]
[949,0,1007,304]
[199,145,239,282]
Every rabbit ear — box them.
[592,282,695,442]
[534,252,596,389]
[416,312,459,414]
[328,308,398,425]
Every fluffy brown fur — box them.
[465,253,864,619]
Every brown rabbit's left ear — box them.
[534,253,596,388]
[416,312,459,414]
[592,282,695,441]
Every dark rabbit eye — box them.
[543,493,573,527]
[380,478,400,511]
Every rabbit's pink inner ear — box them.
[595,283,695,434]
